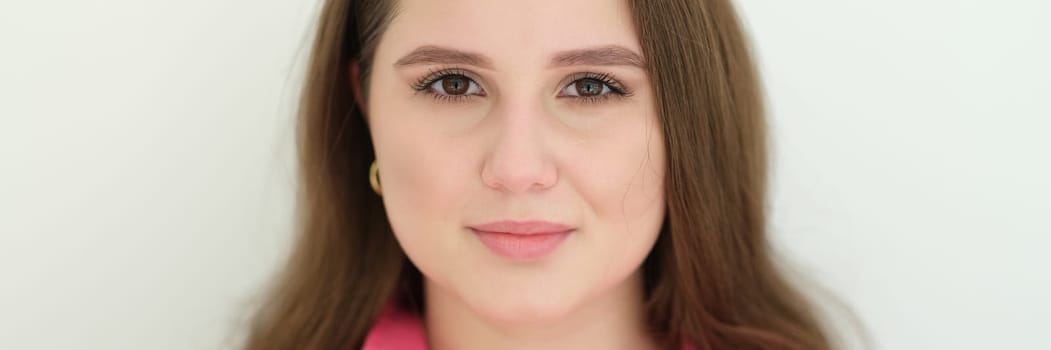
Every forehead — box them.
[379,0,641,68]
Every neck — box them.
[422,269,661,350]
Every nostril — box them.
[480,161,557,194]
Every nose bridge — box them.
[481,95,558,194]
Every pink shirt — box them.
[361,304,429,350]
[362,303,696,350]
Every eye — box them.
[561,78,612,97]
[412,69,631,105]
[429,74,483,96]
[411,68,486,103]
[557,73,633,104]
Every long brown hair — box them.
[242,0,847,349]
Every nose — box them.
[480,100,558,194]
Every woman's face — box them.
[364,0,665,323]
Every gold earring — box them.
[369,160,382,195]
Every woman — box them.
[243,0,839,349]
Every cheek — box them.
[369,107,474,271]
[569,112,666,277]
[574,111,665,223]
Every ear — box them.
[349,60,367,116]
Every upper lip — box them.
[469,220,575,235]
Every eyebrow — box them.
[393,45,647,70]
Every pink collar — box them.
[361,303,428,350]
[362,303,696,350]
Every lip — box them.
[468,220,575,235]
[468,220,575,261]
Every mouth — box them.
[468,220,574,235]
[468,220,575,261]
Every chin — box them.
[468,288,580,325]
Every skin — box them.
[353,0,666,348]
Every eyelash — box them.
[410,67,634,105]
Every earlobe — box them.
[349,60,367,116]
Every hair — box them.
[241,0,849,349]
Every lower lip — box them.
[471,229,572,261]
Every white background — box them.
[1,0,1048,349]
